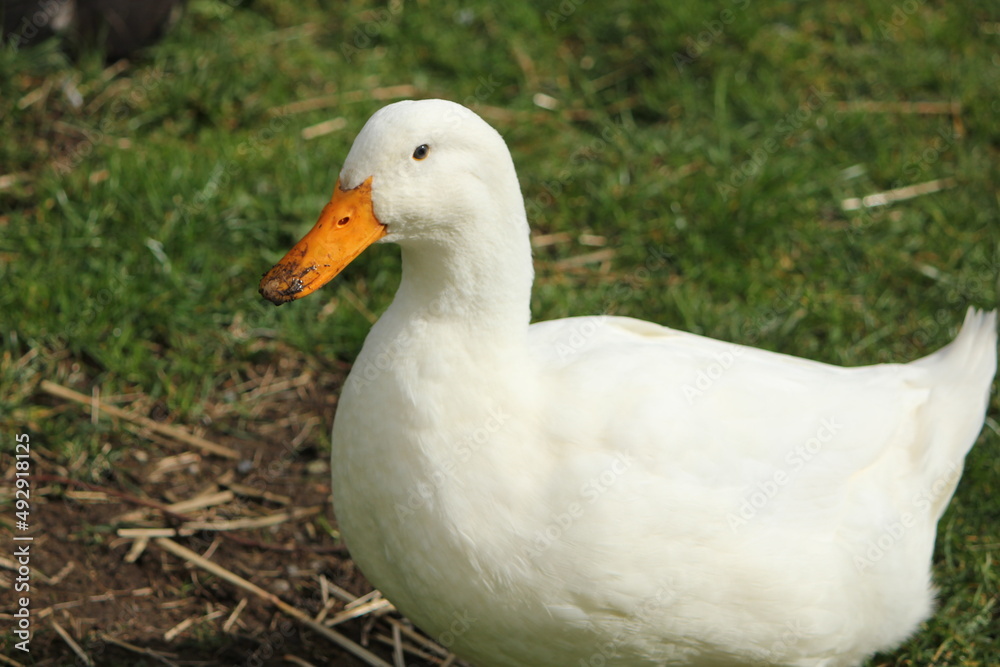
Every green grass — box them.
[2,0,998,663]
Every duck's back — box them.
[516,307,996,664]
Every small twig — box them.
[841,177,956,211]
[0,556,50,582]
[314,596,340,624]
[36,588,155,619]
[223,598,248,633]
[326,598,394,627]
[578,234,607,247]
[46,562,76,585]
[118,490,235,522]
[16,79,53,109]
[32,475,192,522]
[51,618,93,666]
[553,248,617,269]
[835,100,964,136]
[0,172,30,190]
[125,536,149,562]
[34,475,341,553]
[119,506,323,538]
[532,232,572,248]
[372,633,439,663]
[90,385,100,426]
[345,589,385,610]
[245,374,315,402]
[40,380,240,459]
[154,538,392,667]
[98,633,180,667]
[148,452,202,482]
[0,652,27,667]
[392,622,406,667]
[163,611,225,642]
[302,117,347,140]
[64,490,113,502]
[181,505,322,532]
[224,482,292,505]
[324,579,364,603]
[163,616,196,642]
[384,618,452,660]
[119,527,195,538]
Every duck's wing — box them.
[520,310,994,658]
[527,310,994,509]
[525,309,995,567]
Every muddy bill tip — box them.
[259,272,305,305]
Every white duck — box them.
[260,99,997,667]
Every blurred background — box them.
[1,0,997,664]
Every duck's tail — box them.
[914,307,998,377]
[910,307,997,520]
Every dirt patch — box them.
[3,346,458,666]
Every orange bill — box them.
[259,177,386,305]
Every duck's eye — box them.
[412,144,430,160]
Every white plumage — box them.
[267,100,997,666]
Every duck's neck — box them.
[385,220,534,347]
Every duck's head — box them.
[259,99,524,305]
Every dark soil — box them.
[3,347,450,666]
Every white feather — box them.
[324,99,997,667]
